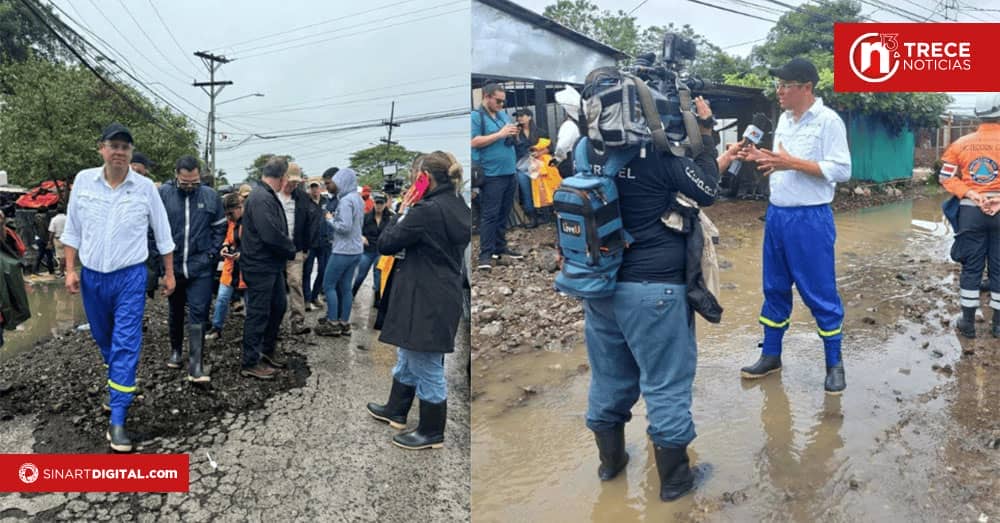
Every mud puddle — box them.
[0,276,87,363]
[472,198,997,522]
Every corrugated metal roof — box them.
[476,0,630,60]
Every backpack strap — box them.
[676,82,704,157]
[631,75,669,153]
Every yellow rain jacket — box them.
[529,138,562,209]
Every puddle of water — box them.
[0,278,87,363]
[473,197,966,522]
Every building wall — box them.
[471,2,617,84]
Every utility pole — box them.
[380,101,400,165]
[193,51,233,180]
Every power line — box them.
[17,0,190,142]
[225,73,466,116]
[82,0,191,85]
[239,6,470,61]
[42,1,207,127]
[145,0,202,71]
[209,0,422,52]
[115,0,196,80]
[230,84,466,118]
[627,0,649,15]
[229,0,465,56]
[685,0,779,23]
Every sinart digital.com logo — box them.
[18,463,39,484]
[848,30,973,85]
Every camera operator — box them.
[582,96,719,502]
[737,57,851,395]
[471,83,523,271]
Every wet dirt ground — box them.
[471,188,998,522]
[0,276,471,522]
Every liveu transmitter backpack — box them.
[553,137,634,299]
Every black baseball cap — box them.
[768,57,820,86]
[131,151,151,168]
[100,122,133,144]
[373,192,387,203]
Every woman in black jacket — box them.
[366,151,471,450]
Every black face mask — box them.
[177,179,198,195]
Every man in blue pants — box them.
[62,123,176,452]
[471,83,524,270]
[736,58,852,394]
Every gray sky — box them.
[513,0,994,113]
[49,0,471,183]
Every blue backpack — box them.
[553,137,638,298]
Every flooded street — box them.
[0,277,86,362]
[472,197,998,522]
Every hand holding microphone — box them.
[727,114,770,175]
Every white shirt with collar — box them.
[769,97,852,207]
[60,166,175,274]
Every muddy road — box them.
[0,280,471,522]
[471,190,998,522]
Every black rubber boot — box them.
[992,310,1000,338]
[957,306,977,338]
[392,400,446,450]
[824,362,846,395]
[653,444,712,502]
[107,424,133,453]
[593,425,629,481]
[367,379,417,429]
[740,354,782,379]
[187,324,210,383]
[525,211,539,229]
[167,343,183,369]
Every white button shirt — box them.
[769,98,852,207]
[60,167,175,274]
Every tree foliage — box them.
[0,0,72,65]
[349,144,422,191]
[543,1,747,82]
[0,58,199,186]
[723,0,952,135]
[244,154,294,183]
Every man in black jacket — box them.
[159,155,226,383]
[352,192,393,299]
[240,157,297,379]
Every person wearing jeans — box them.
[352,193,392,299]
[207,193,244,340]
[366,151,470,451]
[315,168,365,337]
[304,177,332,309]
[471,82,522,270]
[579,98,720,502]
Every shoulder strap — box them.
[676,83,704,157]
[631,75,669,153]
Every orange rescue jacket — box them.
[940,123,1000,198]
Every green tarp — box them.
[847,113,914,183]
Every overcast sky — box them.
[49,0,471,183]
[513,0,992,112]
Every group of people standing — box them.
[471,82,581,270]
[59,122,470,453]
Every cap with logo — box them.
[768,57,820,86]
[100,122,133,144]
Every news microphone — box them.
[727,113,772,175]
